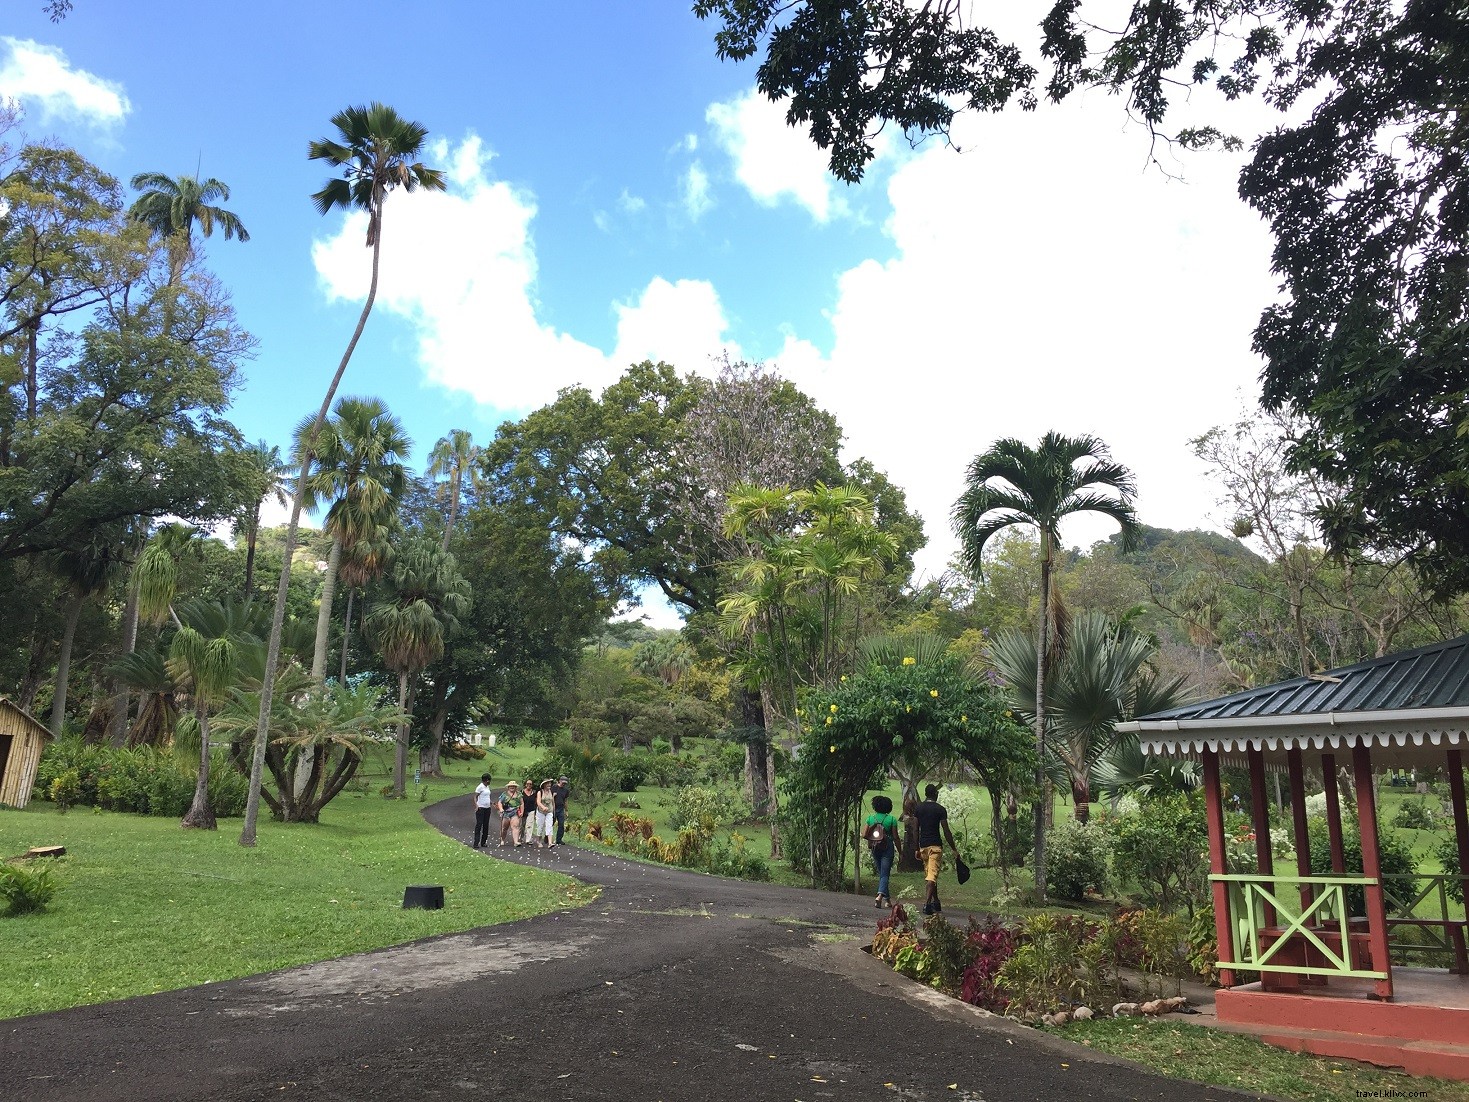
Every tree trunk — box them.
[758,681,782,857]
[310,537,343,682]
[241,212,385,848]
[1033,531,1053,899]
[242,506,261,597]
[738,687,770,814]
[339,588,355,684]
[442,467,460,552]
[49,592,83,735]
[110,587,140,746]
[420,678,451,778]
[392,671,410,798]
[1071,774,1090,823]
[181,706,217,830]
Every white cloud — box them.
[681,161,713,220]
[617,188,646,214]
[312,135,734,413]
[612,277,738,374]
[768,99,1278,580]
[707,89,853,222]
[0,38,129,125]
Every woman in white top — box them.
[472,773,494,848]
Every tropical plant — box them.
[241,104,444,847]
[364,537,470,797]
[951,432,1139,896]
[236,441,290,597]
[990,611,1188,821]
[427,429,481,550]
[128,171,249,282]
[47,527,128,734]
[297,396,411,684]
[107,650,181,748]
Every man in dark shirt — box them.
[913,783,960,916]
[551,775,570,845]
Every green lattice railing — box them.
[1213,873,1389,980]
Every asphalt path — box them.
[0,796,1258,1102]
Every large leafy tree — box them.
[242,104,444,847]
[128,172,250,283]
[699,1,1469,594]
[951,432,1138,897]
[46,526,130,734]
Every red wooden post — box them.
[1321,752,1347,874]
[1202,747,1235,987]
[1248,744,1276,930]
[1287,748,1313,912]
[1449,748,1469,916]
[1352,742,1394,1000]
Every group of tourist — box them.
[471,774,569,850]
[864,783,961,915]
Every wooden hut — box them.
[0,698,51,809]
[1119,635,1469,1079]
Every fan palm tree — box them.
[108,649,181,747]
[297,397,411,684]
[990,612,1188,822]
[364,538,469,797]
[128,171,250,283]
[242,104,444,847]
[237,441,290,598]
[427,429,482,551]
[951,432,1138,896]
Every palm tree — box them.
[336,522,395,684]
[132,523,200,630]
[427,429,482,551]
[364,538,469,797]
[169,600,246,830]
[990,611,1189,822]
[128,171,250,283]
[951,432,1138,897]
[241,104,444,847]
[297,397,410,684]
[237,441,290,598]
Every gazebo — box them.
[1119,635,1469,1078]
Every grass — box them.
[0,765,595,1021]
[1056,1016,1469,1102]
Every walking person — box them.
[498,781,522,846]
[535,778,555,849]
[914,783,960,916]
[551,775,570,845]
[864,794,900,909]
[472,773,494,848]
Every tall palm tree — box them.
[427,429,482,551]
[298,397,410,684]
[242,104,444,847]
[237,441,290,598]
[951,432,1138,897]
[128,171,250,283]
[364,537,469,797]
[170,600,245,831]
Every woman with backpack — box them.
[864,794,900,909]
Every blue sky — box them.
[3,2,1282,623]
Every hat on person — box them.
[506,781,520,790]
[558,775,568,782]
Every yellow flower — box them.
[961,715,968,724]
[902,656,916,666]
[829,704,838,714]
[795,708,803,717]
[829,744,837,753]
[930,689,939,698]
[905,705,911,713]
[1004,710,1013,718]
[840,674,848,682]
[825,716,833,725]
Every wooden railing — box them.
[1382,872,1469,972]
[1213,873,1389,980]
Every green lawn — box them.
[0,764,595,1021]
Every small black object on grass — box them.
[402,885,444,910]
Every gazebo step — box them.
[1216,984,1469,1047]
[1243,1025,1469,1081]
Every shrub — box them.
[0,862,59,916]
[1435,833,1463,904]
[1044,818,1111,900]
[670,785,731,833]
[1306,817,1418,914]
[48,769,82,811]
[995,913,1099,1019]
[959,919,1019,1012]
[1392,800,1437,830]
[443,741,487,761]
[1110,792,1209,916]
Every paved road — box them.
[0,797,1254,1102]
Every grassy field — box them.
[0,756,594,1020]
